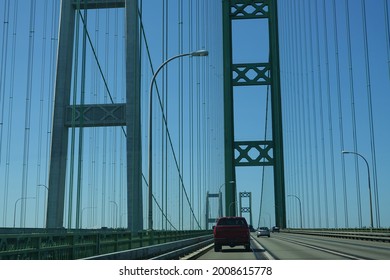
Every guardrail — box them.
[284,228,390,243]
[85,235,213,260]
[0,229,212,260]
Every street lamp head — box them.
[191,49,209,57]
[341,150,349,154]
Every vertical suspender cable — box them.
[345,0,362,228]
[292,2,304,227]
[120,6,126,228]
[315,0,329,228]
[113,7,119,227]
[284,1,295,227]
[302,0,315,228]
[361,0,380,227]
[21,0,37,227]
[322,0,338,228]
[285,0,298,227]
[161,0,166,230]
[385,0,390,79]
[36,0,49,227]
[3,0,17,227]
[332,0,348,228]
[297,0,309,228]
[164,0,169,231]
[0,0,10,163]
[308,0,322,228]
[196,0,201,226]
[178,0,184,230]
[282,0,292,227]
[204,0,209,224]
[203,0,210,220]
[101,8,109,227]
[188,0,194,229]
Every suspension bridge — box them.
[0,0,389,259]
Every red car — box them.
[213,216,251,252]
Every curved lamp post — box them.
[288,194,302,228]
[228,201,236,216]
[218,180,235,217]
[110,201,118,228]
[81,207,96,229]
[14,197,35,228]
[342,150,374,229]
[37,184,49,227]
[148,50,208,231]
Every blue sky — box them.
[0,0,389,229]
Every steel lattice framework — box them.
[222,0,286,228]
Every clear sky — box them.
[0,0,389,230]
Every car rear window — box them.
[217,218,247,226]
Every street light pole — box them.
[81,207,96,229]
[37,184,49,227]
[14,197,35,228]
[288,194,302,228]
[110,201,118,228]
[265,212,272,228]
[218,180,235,217]
[228,201,236,216]
[147,49,208,231]
[342,150,374,229]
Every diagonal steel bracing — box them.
[222,0,286,228]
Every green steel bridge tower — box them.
[222,0,286,228]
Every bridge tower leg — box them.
[222,0,286,228]
[46,0,143,231]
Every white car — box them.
[257,227,270,237]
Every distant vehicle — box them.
[257,227,271,237]
[213,216,251,252]
[272,226,280,233]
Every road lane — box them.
[197,236,269,260]
[196,232,390,260]
[255,232,390,260]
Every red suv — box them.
[213,216,251,252]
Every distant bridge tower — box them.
[205,192,223,230]
[46,0,143,231]
[239,191,253,227]
[222,0,286,228]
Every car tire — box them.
[214,244,221,252]
[245,244,251,251]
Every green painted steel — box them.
[0,229,211,260]
[205,192,223,229]
[269,0,286,229]
[222,0,286,227]
[222,0,237,217]
[239,192,253,227]
[47,0,143,231]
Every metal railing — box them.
[0,228,212,260]
[284,228,390,242]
